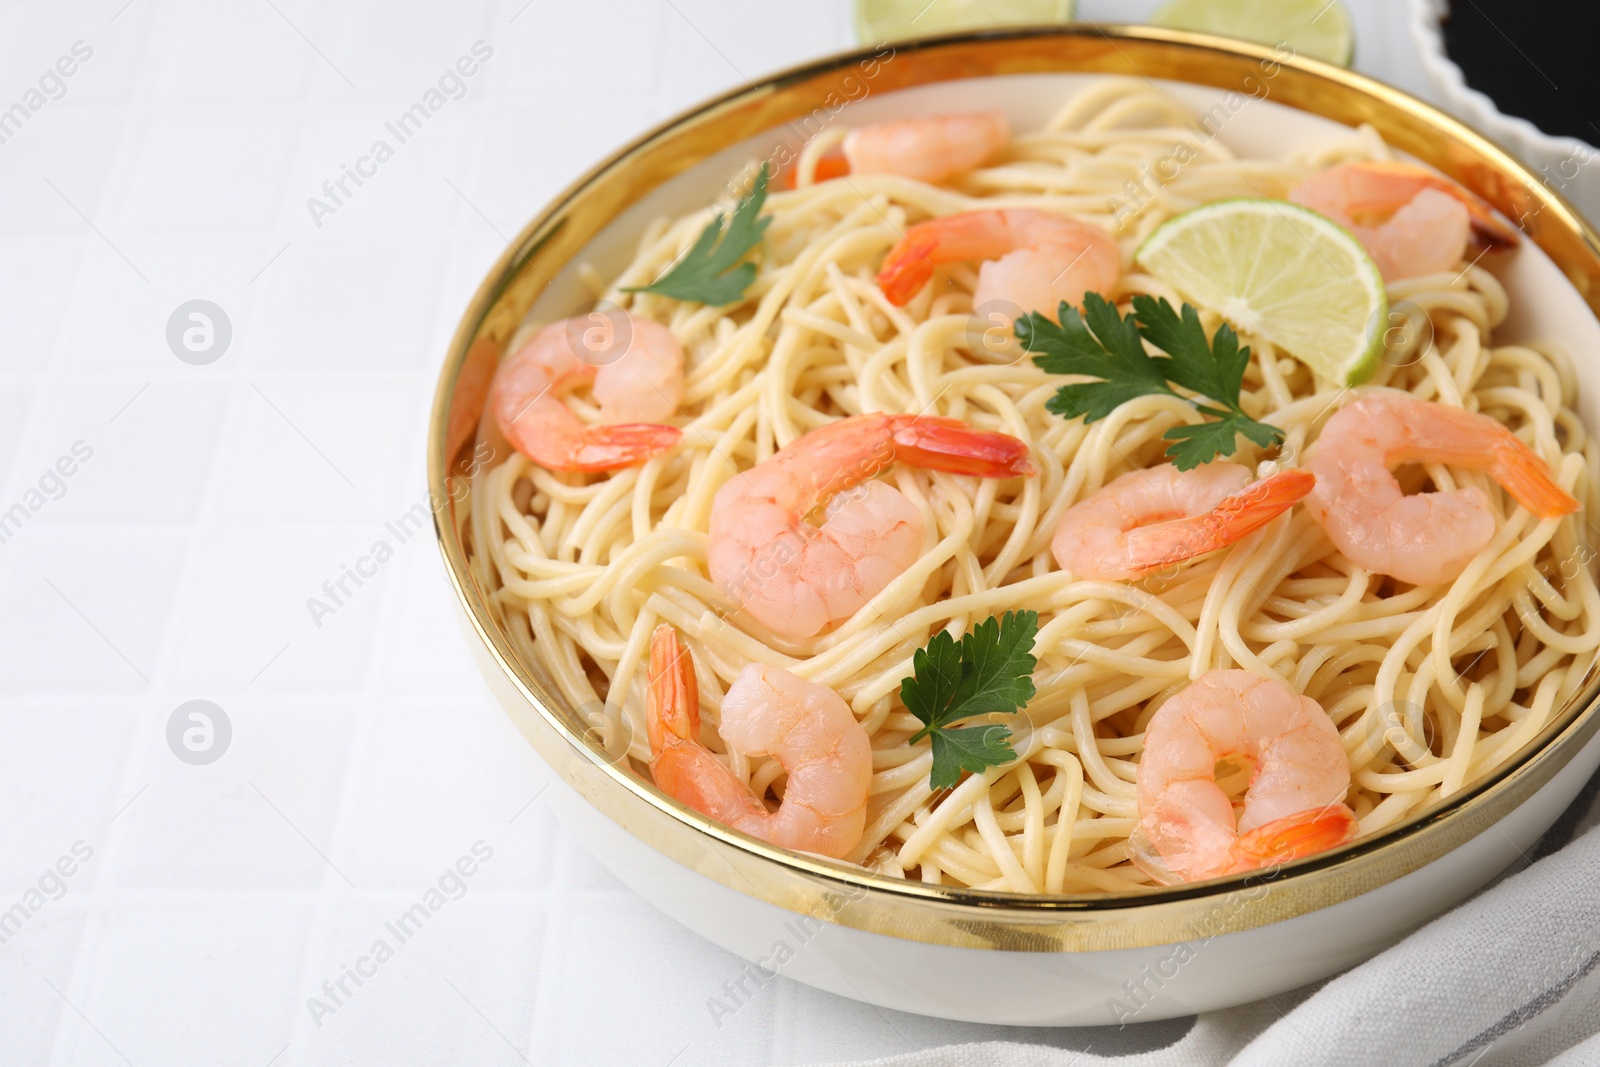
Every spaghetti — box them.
[468,78,1600,894]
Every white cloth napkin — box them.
[829,773,1600,1067]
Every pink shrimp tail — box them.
[779,154,850,190]
[1491,434,1581,518]
[1230,803,1358,874]
[887,414,1036,478]
[876,227,942,306]
[646,625,770,828]
[1212,467,1316,534]
[547,423,682,473]
[1406,400,1578,518]
[1127,468,1314,575]
[647,623,698,752]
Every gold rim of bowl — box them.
[427,25,1600,952]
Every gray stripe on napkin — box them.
[1428,948,1600,1067]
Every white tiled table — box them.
[0,2,1434,1063]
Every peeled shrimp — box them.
[1305,392,1580,586]
[1053,463,1315,581]
[1134,669,1357,883]
[489,314,684,472]
[842,110,1010,184]
[708,413,1034,639]
[1290,161,1519,281]
[646,624,871,859]
[876,208,1121,319]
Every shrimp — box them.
[1305,392,1580,586]
[1052,463,1316,581]
[708,413,1035,639]
[646,624,872,859]
[1290,161,1520,281]
[779,111,1009,190]
[842,110,1010,184]
[875,208,1121,320]
[1133,669,1357,884]
[489,314,684,472]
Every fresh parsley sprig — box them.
[624,163,772,306]
[1018,293,1285,470]
[901,610,1039,791]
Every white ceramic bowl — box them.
[1409,0,1599,225]
[430,28,1600,1026]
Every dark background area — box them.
[1443,0,1597,141]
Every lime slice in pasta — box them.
[1148,0,1355,66]
[1134,198,1387,386]
[855,0,1075,43]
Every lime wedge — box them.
[1134,199,1386,386]
[856,0,1074,43]
[1149,0,1354,66]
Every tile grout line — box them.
[251,8,380,1061]
[39,2,176,1057]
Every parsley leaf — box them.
[929,724,1019,788]
[1132,296,1248,404]
[624,163,772,306]
[1019,292,1177,422]
[1018,293,1285,470]
[1164,409,1285,470]
[901,610,1039,790]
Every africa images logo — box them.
[0,40,93,146]
[304,842,494,1028]
[304,41,493,229]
